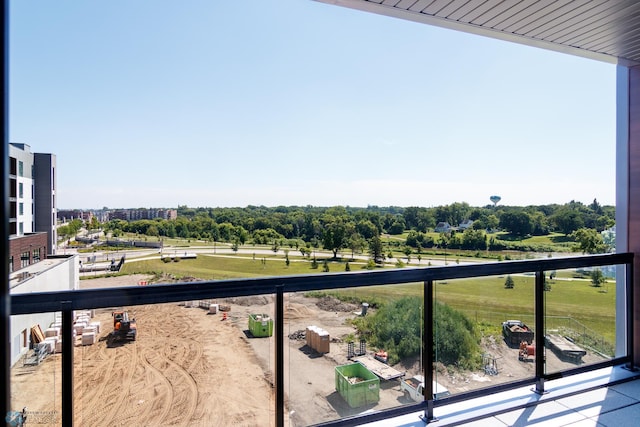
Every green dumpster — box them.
[248,314,273,337]
[335,362,380,408]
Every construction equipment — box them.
[108,310,137,344]
[518,340,535,362]
[482,353,500,376]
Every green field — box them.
[116,253,616,346]
[120,253,362,280]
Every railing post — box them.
[1,0,10,420]
[534,271,546,394]
[423,280,435,422]
[275,285,284,427]
[62,303,74,426]
[626,260,636,370]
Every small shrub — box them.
[504,275,514,289]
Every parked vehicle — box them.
[400,375,450,402]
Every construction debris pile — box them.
[347,376,365,385]
[288,330,306,341]
[25,310,100,366]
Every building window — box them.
[18,160,23,177]
[19,203,23,215]
[18,182,23,198]
[19,223,23,234]
[20,251,30,268]
[9,256,14,273]
[33,248,41,263]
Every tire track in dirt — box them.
[56,299,274,426]
[74,338,117,425]
[156,309,201,425]
[126,349,174,425]
[98,339,139,426]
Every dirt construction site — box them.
[10,274,607,426]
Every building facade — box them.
[8,143,57,256]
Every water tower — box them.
[490,195,501,207]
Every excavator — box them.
[108,310,137,345]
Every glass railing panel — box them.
[434,273,536,396]
[544,266,617,376]
[74,299,274,426]
[10,311,62,425]
[285,283,423,426]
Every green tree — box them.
[570,228,607,254]
[369,235,384,264]
[347,233,366,260]
[352,298,480,368]
[322,217,349,258]
[504,275,515,289]
[356,220,379,239]
[147,224,159,237]
[591,269,606,287]
[461,229,487,250]
[387,218,406,235]
[553,208,585,235]
[88,216,100,231]
[499,210,532,236]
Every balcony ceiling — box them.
[317,0,640,65]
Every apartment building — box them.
[8,143,57,272]
[7,143,77,366]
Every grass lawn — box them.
[118,253,617,344]
[120,253,362,280]
[332,274,616,344]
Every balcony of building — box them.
[7,252,636,426]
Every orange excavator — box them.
[108,310,137,344]
[518,340,535,362]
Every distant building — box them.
[602,225,616,253]
[109,208,177,221]
[434,222,451,233]
[58,209,84,222]
[9,143,57,260]
[459,219,474,230]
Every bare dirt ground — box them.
[10,274,607,426]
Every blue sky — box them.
[9,0,616,210]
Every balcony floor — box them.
[362,365,640,427]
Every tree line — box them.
[95,200,614,257]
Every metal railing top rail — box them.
[9,252,633,315]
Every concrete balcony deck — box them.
[364,366,640,427]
